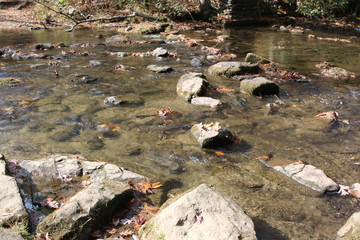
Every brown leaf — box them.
[119,229,134,237]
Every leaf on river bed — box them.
[215,151,225,156]
[316,111,339,121]
[41,198,60,209]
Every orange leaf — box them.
[141,181,152,189]
[143,202,159,214]
[151,182,162,188]
[133,225,142,230]
[215,151,225,156]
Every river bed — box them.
[0,26,359,239]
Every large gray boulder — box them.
[208,62,260,77]
[273,163,339,193]
[245,53,271,64]
[337,211,360,240]
[191,122,233,148]
[240,77,279,96]
[140,184,257,240]
[176,73,209,102]
[37,180,132,240]
[0,175,29,226]
[0,228,24,240]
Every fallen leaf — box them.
[151,182,162,189]
[215,151,225,156]
[316,111,339,121]
[119,229,134,237]
[143,202,159,215]
[90,230,102,238]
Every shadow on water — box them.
[253,218,290,240]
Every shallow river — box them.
[0,26,359,239]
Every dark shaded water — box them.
[0,26,359,239]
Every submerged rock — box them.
[140,184,257,240]
[104,94,144,106]
[191,97,221,108]
[240,77,279,96]
[147,64,173,73]
[176,72,209,102]
[191,122,233,148]
[273,163,339,193]
[68,74,98,84]
[245,53,271,64]
[36,180,132,240]
[336,211,360,240]
[89,60,102,67]
[105,35,128,44]
[190,58,204,67]
[208,61,260,77]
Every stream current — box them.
[0,26,359,239]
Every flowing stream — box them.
[0,26,359,239]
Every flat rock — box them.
[208,61,260,77]
[245,53,271,64]
[0,228,24,240]
[176,72,209,102]
[191,97,221,108]
[336,211,360,240]
[320,67,355,80]
[0,175,29,226]
[147,64,173,73]
[240,77,279,96]
[36,180,132,240]
[190,58,204,67]
[140,184,257,240]
[191,122,233,148]
[104,94,144,106]
[89,60,102,67]
[273,163,339,192]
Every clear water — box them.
[0,26,359,239]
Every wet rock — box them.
[147,64,173,73]
[54,155,82,176]
[104,96,124,106]
[113,52,128,58]
[190,58,204,67]
[336,211,360,240]
[0,175,29,226]
[36,180,133,240]
[321,67,355,80]
[176,72,209,102]
[0,77,25,87]
[0,228,25,240]
[105,35,128,44]
[290,29,304,34]
[68,74,98,84]
[89,60,102,67]
[208,61,260,77]
[273,163,339,193]
[191,97,221,108]
[35,43,54,50]
[240,77,279,96]
[245,53,271,64]
[191,122,233,148]
[152,47,169,58]
[140,184,257,240]
[104,94,144,106]
[166,34,185,41]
